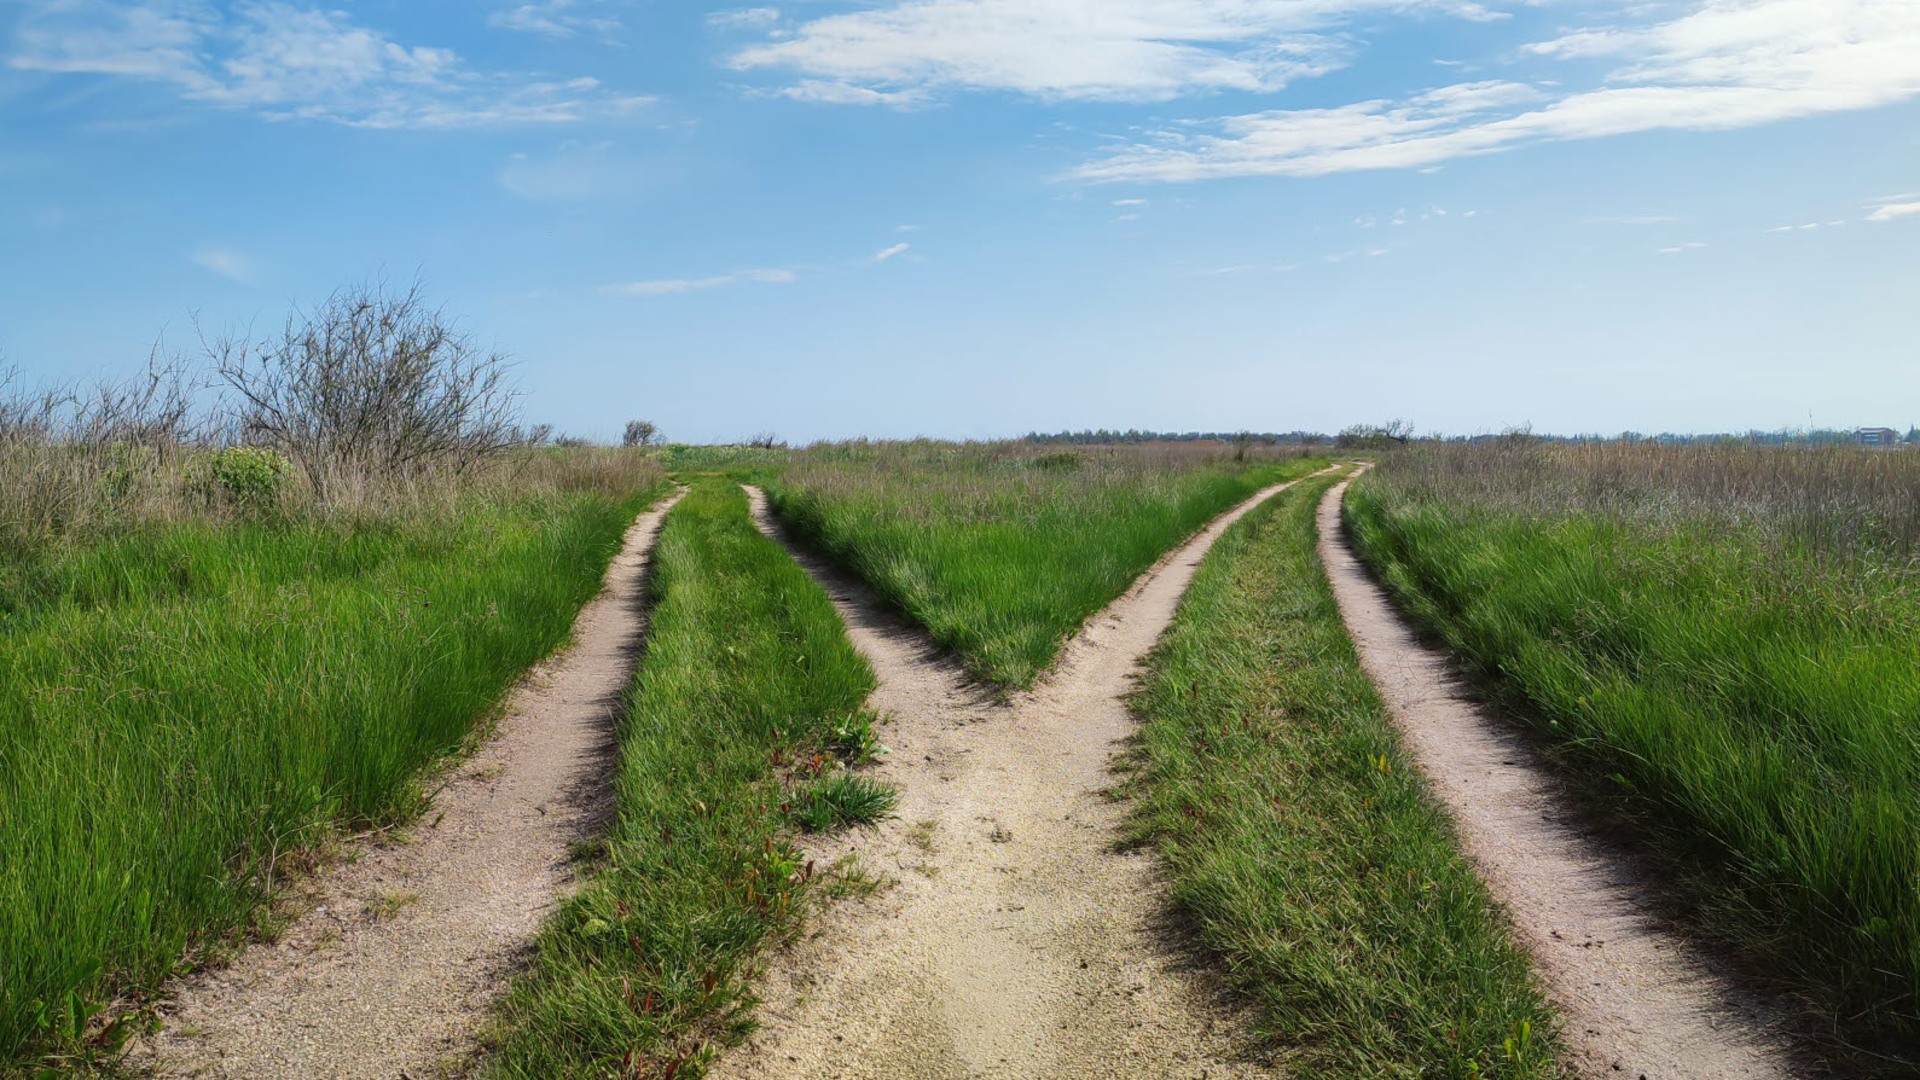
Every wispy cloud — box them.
[873,242,911,262]
[1866,195,1920,222]
[10,1,653,128]
[488,1,624,41]
[191,244,253,282]
[707,7,781,30]
[1658,241,1709,255]
[599,268,796,297]
[1074,0,1920,182]
[729,0,1510,105]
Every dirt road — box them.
[128,489,685,1079]
[1318,477,1790,1079]
[714,476,1334,1080]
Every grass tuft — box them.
[789,774,898,832]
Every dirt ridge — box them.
[715,473,1335,1080]
[1318,477,1790,1079]
[127,487,686,1079]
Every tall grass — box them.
[1130,472,1561,1079]
[0,453,665,1069]
[1347,441,1920,1065]
[484,480,882,1078]
[767,440,1327,688]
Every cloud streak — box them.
[729,0,1510,104]
[10,1,652,128]
[1073,0,1920,182]
[599,268,797,296]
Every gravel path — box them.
[127,488,685,1079]
[1318,477,1791,1080]
[714,476,1334,1080]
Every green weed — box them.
[790,774,898,832]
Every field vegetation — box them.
[1347,440,1920,1064]
[0,286,666,1069]
[1130,470,1560,1079]
[484,480,888,1078]
[766,440,1329,688]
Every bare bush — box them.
[209,283,522,497]
[622,419,659,448]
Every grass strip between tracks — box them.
[768,446,1330,690]
[484,479,883,1078]
[1128,472,1564,1080]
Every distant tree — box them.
[622,419,659,447]
[745,432,784,450]
[524,423,554,447]
[1336,419,1415,450]
[1906,426,1920,445]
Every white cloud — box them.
[1112,198,1149,206]
[1658,241,1709,254]
[599,268,797,296]
[489,1,623,41]
[774,79,929,106]
[191,245,253,282]
[874,242,911,262]
[1866,199,1920,222]
[729,0,1511,104]
[10,1,652,128]
[1074,0,1920,182]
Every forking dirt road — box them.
[716,473,1342,1080]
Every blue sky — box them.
[1,0,1915,442]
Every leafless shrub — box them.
[209,283,522,499]
[623,419,659,447]
[746,432,784,450]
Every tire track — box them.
[128,488,686,1079]
[1318,477,1791,1079]
[717,473,1335,1080]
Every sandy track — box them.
[1318,478,1790,1079]
[717,476,1335,1080]
[127,488,685,1080]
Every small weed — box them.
[820,855,896,901]
[364,891,420,921]
[831,712,889,765]
[906,819,939,853]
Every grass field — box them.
[1346,441,1920,1063]
[1130,470,1561,1079]
[766,441,1328,688]
[0,453,665,1069]
[483,479,887,1078]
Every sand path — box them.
[1318,477,1791,1079]
[714,473,1336,1080]
[128,488,685,1079]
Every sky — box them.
[0,0,1915,443]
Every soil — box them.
[125,488,686,1079]
[1318,477,1791,1080]
[712,474,1335,1080]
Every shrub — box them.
[208,447,292,514]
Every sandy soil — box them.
[1317,477,1791,1080]
[713,475,1335,1080]
[125,488,685,1080]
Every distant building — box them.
[1857,427,1902,447]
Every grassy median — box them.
[483,480,886,1078]
[1129,471,1562,1080]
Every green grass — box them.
[0,485,663,1070]
[767,441,1329,688]
[1347,450,1920,1065]
[483,480,881,1078]
[1129,472,1562,1079]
